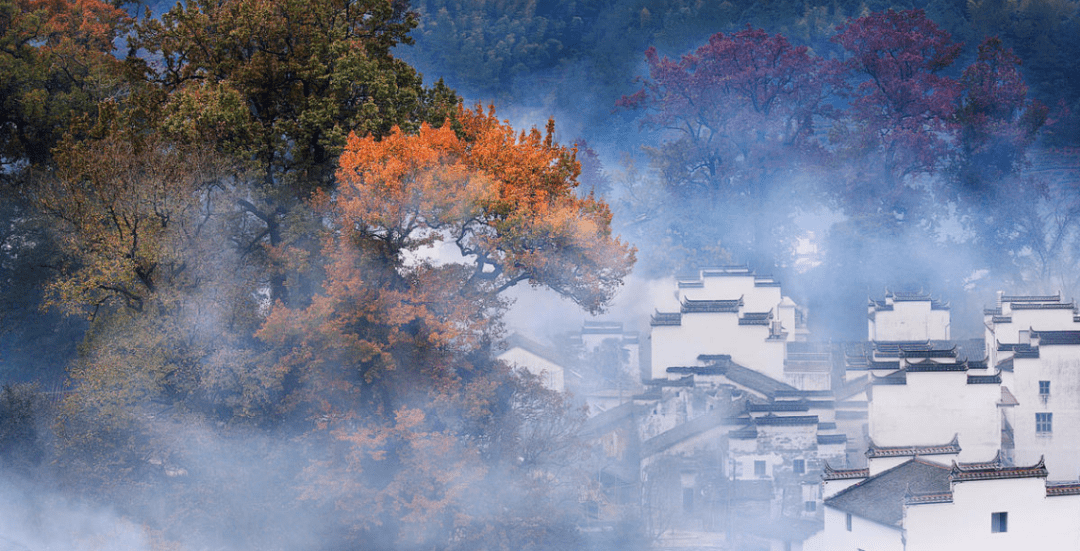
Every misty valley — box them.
[3,0,1080,550]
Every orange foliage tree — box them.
[256,105,633,547]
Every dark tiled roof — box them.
[967,372,1002,384]
[818,434,848,445]
[902,347,958,359]
[950,456,1047,482]
[1002,293,1060,302]
[682,297,742,313]
[499,333,571,367]
[1033,330,1080,345]
[640,409,738,457]
[739,311,773,326]
[866,436,960,458]
[1015,347,1040,359]
[999,342,1040,358]
[774,389,835,398]
[1011,302,1076,310]
[818,422,837,430]
[871,371,907,385]
[698,353,733,363]
[905,492,953,505]
[644,375,695,387]
[825,458,952,526]
[650,312,682,326]
[992,316,1012,323]
[748,401,811,413]
[985,307,1003,316]
[729,426,758,439]
[868,360,901,370]
[1046,482,1080,497]
[753,414,818,426]
[822,463,868,480]
[905,360,967,372]
[667,365,727,376]
[834,376,868,401]
[580,402,639,438]
[721,362,799,397]
[676,280,705,288]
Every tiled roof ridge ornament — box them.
[822,461,868,481]
[949,455,1047,482]
[865,435,961,458]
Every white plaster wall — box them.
[869,371,1000,462]
[785,372,831,391]
[649,312,785,381]
[497,348,564,392]
[822,478,864,499]
[679,275,783,318]
[871,301,950,342]
[1012,348,1080,479]
[805,507,903,551]
[905,478,1080,551]
[988,309,1080,366]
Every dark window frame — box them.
[793,459,806,474]
[992,511,1008,533]
[1037,412,1053,433]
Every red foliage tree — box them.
[955,36,1048,188]
[618,26,836,269]
[831,9,963,213]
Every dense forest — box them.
[1,0,1080,549]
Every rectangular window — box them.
[846,513,852,531]
[1037,412,1053,433]
[793,459,805,474]
[1040,380,1051,396]
[992,511,1008,533]
[682,487,694,512]
[804,500,816,512]
[754,460,766,477]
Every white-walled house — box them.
[868,291,950,342]
[1007,330,1080,479]
[984,293,1080,368]
[808,456,1080,551]
[495,333,568,392]
[649,266,808,386]
[867,357,1002,462]
[983,293,1080,478]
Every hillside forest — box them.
[1,0,1080,549]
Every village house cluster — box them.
[495,267,1080,550]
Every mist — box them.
[3,0,1080,550]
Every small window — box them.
[992,511,1008,533]
[846,513,852,531]
[1037,412,1053,433]
[754,460,766,477]
[804,500,816,512]
[793,459,806,474]
[682,487,694,512]
[1040,380,1051,396]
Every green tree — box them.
[132,0,459,304]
